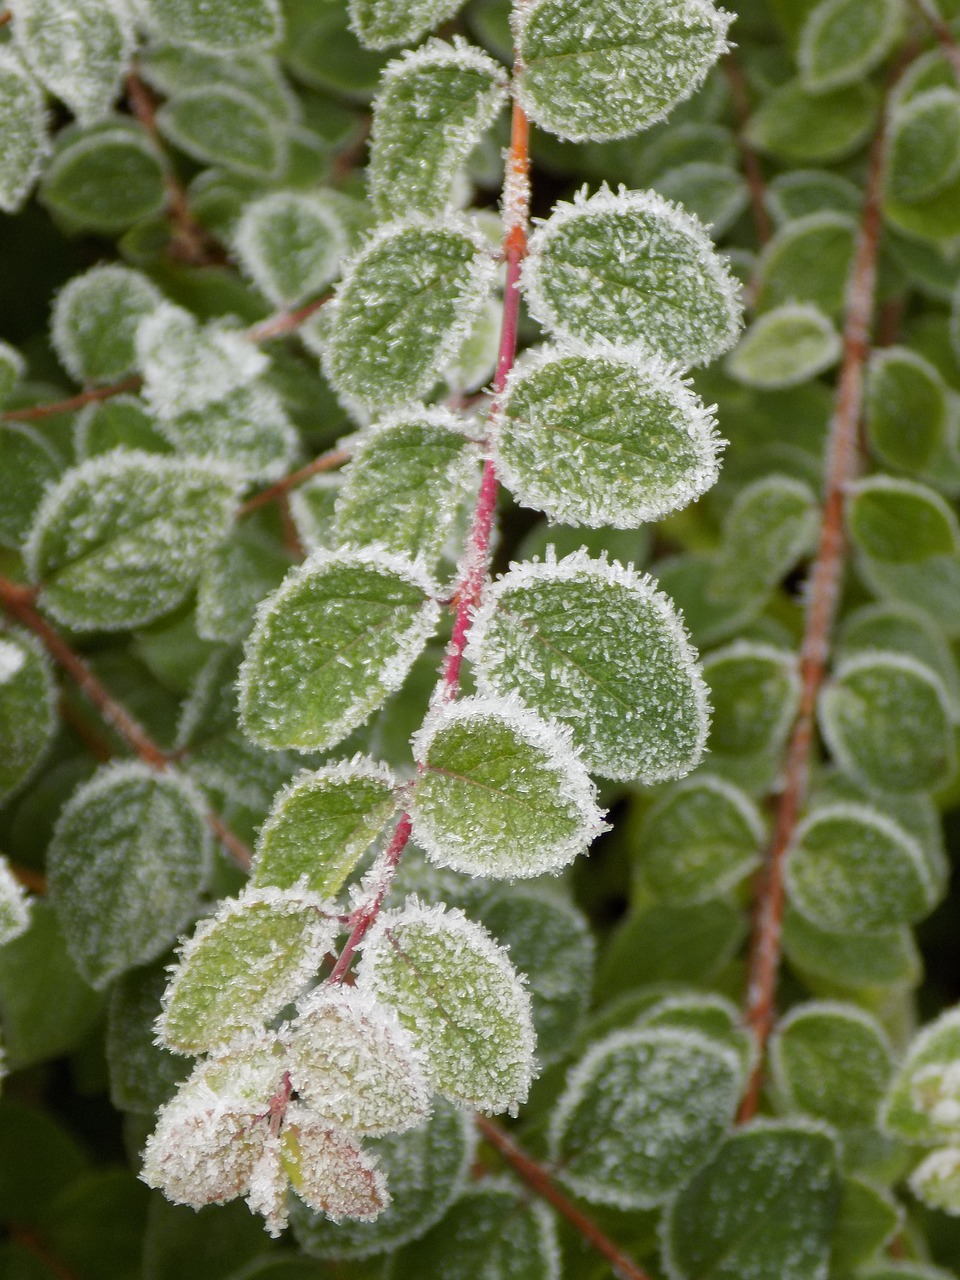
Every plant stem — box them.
[912,0,960,78]
[724,54,773,246]
[738,100,890,1122]
[245,295,330,343]
[3,377,143,423]
[238,446,351,517]
[475,1116,652,1280]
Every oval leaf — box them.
[349,0,465,51]
[141,0,283,51]
[0,48,48,213]
[727,303,842,389]
[798,0,904,93]
[0,630,55,804]
[52,264,162,386]
[233,191,347,308]
[883,1008,960,1144]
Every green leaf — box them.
[637,992,755,1082]
[515,0,731,142]
[107,959,190,1112]
[238,548,440,752]
[847,475,959,562]
[322,217,496,412]
[158,86,286,179]
[0,341,24,406]
[0,631,55,804]
[0,424,62,550]
[782,902,921,990]
[0,48,48,213]
[349,0,465,50]
[754,213,857,317]
[141,0,283,51]
[596,899,747,996]
[197,523,292,643]
[745,79,878,163]
[40,119,166,234]
[865,348,948,475]
[291,1102,472,1260]
[369,38,508,219]
[550,1027,740,1208]
[357,900,535,1113]
[13,0,134,125]
[839,601,960,716]
[289,475,342,553]
[252,757,398,896]
[468,550,710,783]
[638,773,765,904]
[702,642,800,793]
[233,192,346,307]
[25,452,239,632]
[818,652,956,793]
[654,162,750,239]
[831,1176,903,1272]
[710,474,819,608]
[48,762,212,989]
[139,43,298,123]
[886,89,960,204]
[335,409,479,567]
[522,186,742,367]
[798,0,904,93]
[882,1007,960,1144]
[158,887,337,1053]
[765,169,862,226]
[662,1120,841,1280]
[52,265,163,385]
[771,1001,894,1129]
[726,304,842,388]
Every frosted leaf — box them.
[639,774,765,904]
[157,382,298,484]
[157,85,286,179]
[770,1001,894,1129]
[444,295,501,395]
[25,452,239,632]
[52,265,163,386]
[755,213,857,318]
[785,802,938,932]
[291,1101,473,1260]
[107,960,191,1113]
[549,1026,740,1208]
[839,602,960,719]
[140,0,283,51]
[233,192,347,308]
[334,408,480,568]
[819,652,956,794]
[77,387,170,459]
[712,474,820,608]
[12,0,134,125]
[410,695,607,879]
[726,304,842,389]
[910,1147,960,1215]
[322,217,497,412]
[280,1105,388,1226]
[357,900,535,1114]
[468,550,710,782]
[883,1008,960,1144]
[847,474,960,563]
[157,887,338,1053]
[0,48,48,213]
[0,341,24,407]
[289,475,343,554]
[0,855,31,946]
[703,642,801,794]
[39,118,166,234]
[866,348,948,477]
[48,762,212,990]
[0,424,62,551]
[0,630,55,804]
[522,186,742,366]
[284,985,430,1135]
[745,79,878,165]
[252,757,399,896]
[661,1119,840,1280]
[515,0,732,143]
[140,42,297,124]
[349,0,465,51]
[494,344,723,528]
[782,902,921,991]
[196,522,291,644]
[637,993,755,1083]
[238,547,440,752]
[369,39,508,219]
[887,89,960,205]
[765,169,862,226]
[655,162,750,238]
[798,0,904,94]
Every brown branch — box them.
[2,376,142,423]
[913,0,960,78]
[238,447,351,517]
[738,97,891,1122]
[245,295,330,343]
[10,863,47,894]
[475,1116,652,1280]
[0,10,12,26]
[723,54,773,246]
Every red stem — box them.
[238,447,350,517]
[724,55,773,245]
[3,377,143,423]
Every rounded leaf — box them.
[233,191,347,307]
[909,1147,960,1214]
[40,119,166,234]
[847,475,959,563]
[798,0,904,93]
[349,0,464,51]
[883,1008,960,1144]
[0,48,49,213]
[865,348,948,475]
[702,642,800,793]
[0,631,55,805]
[52,265,163,386]
[754,212,857,318]
[745,79,878,164]
[727,304,842,389]
[887,88,960,205]
[157,86,285,179]
[141,0,283,51]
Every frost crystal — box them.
[0,854,31,945]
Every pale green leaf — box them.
[158,382,298,483]
[0,423,62,550]
[866,348,948,475]
[765,169,861,226]
[654,162,750,239]
[52,265,163,386]
[158,85,286,179]
[839,601,960,717]
[745,79,878,163]
[288,474,342,554]
[783,902,922,991]
[726,304,842,389]
[909,1147,960,1214]
[882,1007,960,1144]
[233,192,347,308]
[710,474,819,607]
[139,43,298,123]
[637,992,756,1082]
[798,0,904,93]
[196,523,291,643]
[40,119,166,233]
[847,475,960,562]
[887,88,960,204]
[754,213,857,317]
[702,642,800,793]
[141,0,283,51]
[0,631,55,805]
[0,48,48,214]
[349,0,465,51]
[0,855,31,946]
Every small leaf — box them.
[238,547,440,752]
[597,899,746,995]
[158,887,337,1053]
[830,1178,904,1271]
[847,475,959,562]
[515,0,731,142]
[839,601,960,716]
[281,1106,388,1228]
[550,1027,740,1208]
[909,1147,960,1214]
[637,992,755,1082]
[106,960,190,1113]
[322,217,497,412]
[40,119,166,234]
[798,0,904,93]
[77,395,172,460]
[289,475,342,553]
[410,695,607,879]
[25,452,238,632]
[783,902,921,990]
[883,1007,960,1144]
[0,631,55,804]
[745,78,878,163]
[233,192,347,308]
[710,474,819,608]
[726,304,842,388]
[157,85,286,179]
[0,856,31,946]
[655,162,750,238]
[141,0,283,51]
[357,900,535,1114]
[196,522,291,643]
[754,212,857,318]
[702,642,800,793]
[52,265,163,386]
[886,88,960,204]
[158,382,298,483]
[0,48,48,213]
[865,348,948,474]
[369,38,508,219]
[0,424,62,550]
[139,43,298,122]
[765,169,862,226]
[349,0,465,50]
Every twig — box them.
[723,54,773,246]
[0,10,12,27]
[912,0,960,78]
[475,1116,653,1280]
[738,93,890,1122]
[245,295,330,343]
[2,377,142,423]
[238,447,350,517]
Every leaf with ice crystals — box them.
[883,1008,960,1144]
[550,1026,739,1209]
[158,887,337,1053]
[786,802,938,933]
[284,985,430,1135]
[349,0,465,51]
[819,652,956,794]
[410,696,607,879]
[726,304,842,389]
[910,1147,960,1215]
[798,0,904,94]
[289,475,343,554]
[76,397,170,459]
[196,522,291,644]
[281,1105,388,1228]
[140,0,282,51]
[711,475,819,608]
[444,294,501,396]
[25,452,238,631]
[252,757,399,896]
[755,213,857,319]
[0,48,48,214]
[515,0,732,143]
[638,993,755,1083]
[0,630,55,804]
[12,0,133,125]
[48,762,211,990]
[158,382,298,483]
[233,192,347,308]
[52,265,162,386]
[887,89,960,205]
[335,409,480,568]
[703,642,800,794]
[369,39,508,219]
[291,1101,472,1260]
[866,348,948,477]
[357,900,535,1114]
[40,119,166,234]
[322,217,497,412]
[468,551,710,783]
[239,547,440,753]
[158,85,286,179]
[0,424,62,550]
[0,856,31,946]
[848,475,960,563]
[771,1002,894,1130]
[494,344,723,529]
[522,187,741,366]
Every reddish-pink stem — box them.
[327,811,414,983]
